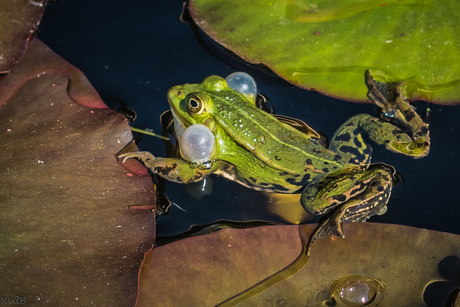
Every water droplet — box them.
[382,108,396,119]
[339,282,373,304]
[330,275,386,306]
[200,161,213,170]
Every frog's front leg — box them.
[118,151,216,183]
[301,165,394,255]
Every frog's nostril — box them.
[177,90,182,96]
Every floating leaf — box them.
[0,39,156,306]
[189,0,460,104]
[137,223,460,306]
[138,225,302,306]
[0,0,47,73]
[0,38,105,110]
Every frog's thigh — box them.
[145,157,215,184]
[339,171,391,220]
[328,170,392,236]
[329,114,373,166]
[301,169,369,215]
[308,170,392,248]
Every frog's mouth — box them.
[167,87,188,139]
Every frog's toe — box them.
[306,216,344,255]
[118,151,155,163]
[335,222,345,238]
[120,154,133,163]
[118,153,135,163]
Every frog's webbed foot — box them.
[306,212,343,256]
[364,70,430,158]
[365,70,398,112]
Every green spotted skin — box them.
[166,76,345,193]
[119,71,429,222]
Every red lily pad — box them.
[0,0,47,73]
[137,223,460,306]
[0,39,156,306]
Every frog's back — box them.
[211,93,343,174]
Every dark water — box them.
[38,0,460,240]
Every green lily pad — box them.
[0,39,156,306]
[0,0,47,73]
[137,223,460,306]
[189,0,460,104]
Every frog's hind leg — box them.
[330,71,430,162]
[330,109,429,165]
[329,116,373,167]
[306,167,393,255]
[301,166,369,215]
[364,70,430,158]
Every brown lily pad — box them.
[137,223,460,306]
[0,0,47,73]
[138,225,302,307]
[0,39,156,306]
[0,38,105,110]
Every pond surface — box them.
[38,0,460,238]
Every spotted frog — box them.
[119,70,430,240]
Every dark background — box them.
[37,0,460,238]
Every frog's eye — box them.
[225,72,258,104]
[187,95,204,115]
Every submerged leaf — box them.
[190,0,460,104]
[137,223,460,306]
[0,0,47,73]
[0,39,156,306]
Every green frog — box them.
[119,70,429,241]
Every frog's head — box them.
[168,73,258,139]
[167,75,232,138]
